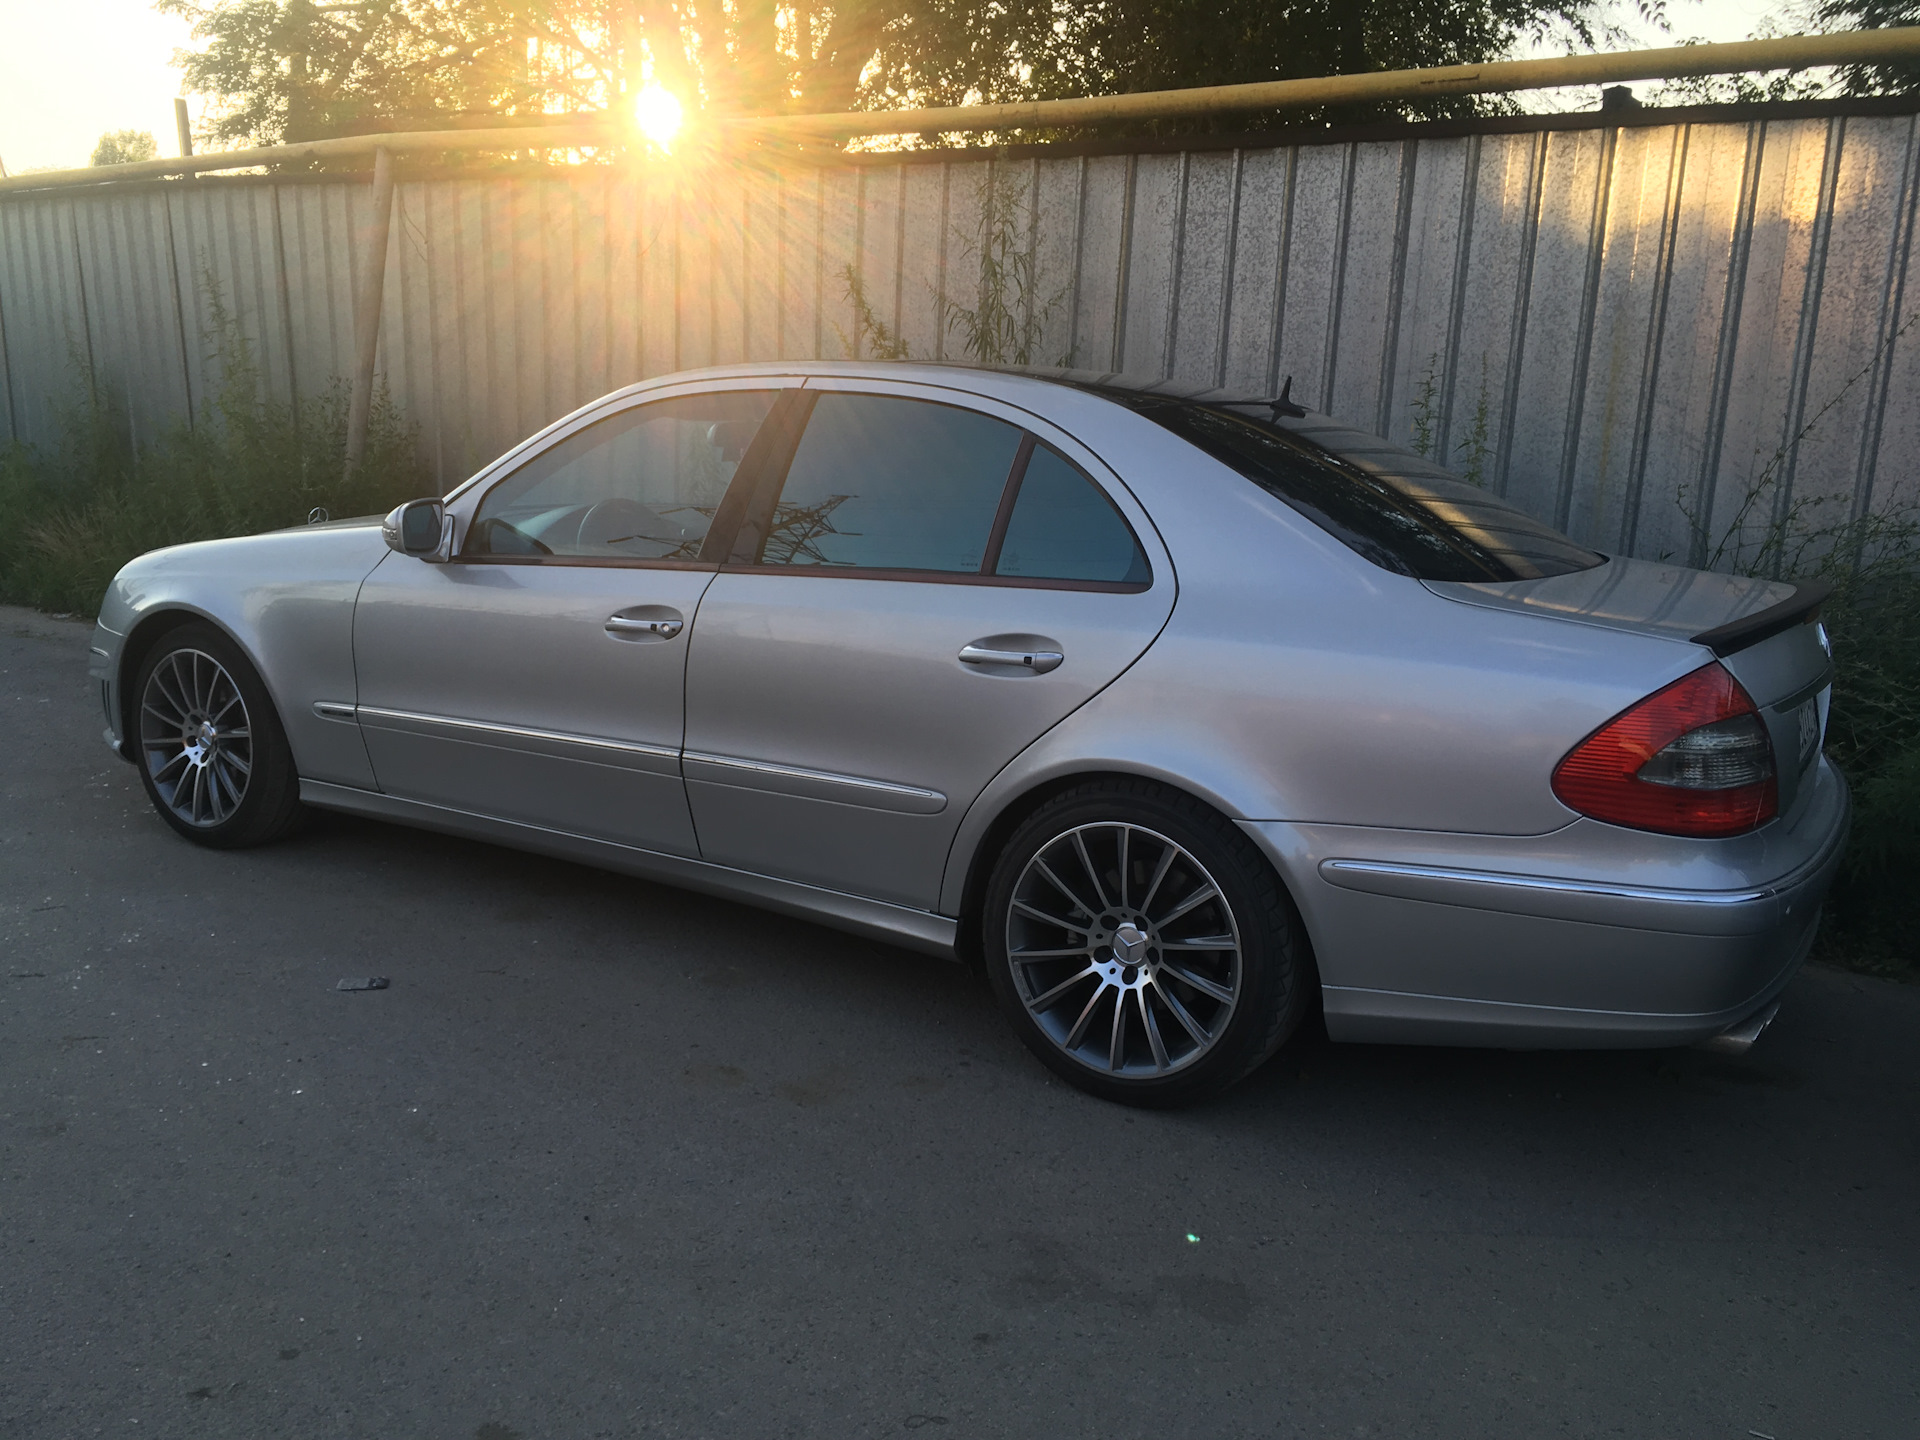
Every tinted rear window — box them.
[1107,394,1603,582]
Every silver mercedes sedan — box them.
[90,363,1848,1105]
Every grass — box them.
[0,291,424,617]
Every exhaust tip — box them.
[1693,999,1782,1057]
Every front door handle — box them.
[606,610,684,640]
[958,643,1063,674]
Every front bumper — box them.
[1243,758,1850,1049]
[89,620,130,761]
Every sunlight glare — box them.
[633,83,683,151]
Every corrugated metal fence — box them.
[2,104,1917,567]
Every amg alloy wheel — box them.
[983,779,1313,1106]
[140,647,254,828]
[132,623,305,848]
[1006,823,1242,1076]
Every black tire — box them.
[131,622,306,849]
[981,778,1315,1107]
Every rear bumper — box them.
[1243,759,1849,1049]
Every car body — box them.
[90,362,1848,1095]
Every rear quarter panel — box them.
[937,391,1716,910]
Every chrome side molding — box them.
[682,750,947,814]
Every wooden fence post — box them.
[343,145,395,482]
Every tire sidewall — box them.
[981,783,1305,1106]
[132,622,299,848]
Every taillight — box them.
[1552,663,1777,838]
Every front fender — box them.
[102,525,391,789]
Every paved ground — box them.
[2,606,1916,1440]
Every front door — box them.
[682,381,1175,909]
[353,384,784,857]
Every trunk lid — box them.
[1424,554,1805,649]
[1428,554,1837,822]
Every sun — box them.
[633,83,683,152]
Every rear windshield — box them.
[1105,392,1604,582]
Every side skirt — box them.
[299,779,960,960]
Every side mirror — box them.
[383,499,448,560]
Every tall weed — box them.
[1680,316,1920,979]
[0,285,422,617]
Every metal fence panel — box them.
[4,110,1917,566]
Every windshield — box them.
[1011,371,1603,582]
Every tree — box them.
[160,0,1639,149]
[91,130,159,166]
[1814,2,1920,93]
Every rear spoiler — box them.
[1691,579,1833,657]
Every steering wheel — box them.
[576,497,688,553]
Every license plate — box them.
[1795,695,1824,771]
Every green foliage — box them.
[1815,1,1920,96]
[1409,357,1440,460]
[836,165,1069,366]
[835,264,912,360]
[1681,309,1920,981]
[163,0,1635,150]
[0,284,422,617]
[1454,360,1494,488]
[159,0,900,145]
[1407,352,1492,486]
[941,165,1067,367]
[867,0,1649,136]
[89,130,158,167]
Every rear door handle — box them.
[958,643,1063,674]
[606,610,684,640]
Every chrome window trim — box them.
[441,374,809,507]
[711,564,1149,593]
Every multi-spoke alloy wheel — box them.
[140,648,253,827]
[1007,823,1241,1077]
[131,624,305,848]
[984,780,1313,1106]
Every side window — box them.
[758,394,1023,572]
[467,391,777,560]
[994,445,1150,584]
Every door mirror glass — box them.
[384,499,446,558]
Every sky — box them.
[0,0,1812,176]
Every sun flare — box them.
[633,83,683,151]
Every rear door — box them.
[353,382,785,856]
[681,378,1176,910]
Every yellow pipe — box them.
[734,28,1920,141]
[4,28,1917,195]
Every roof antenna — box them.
[1268,375,1307,419]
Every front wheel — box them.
[132,622,306,848]
[982,780,1315,1107]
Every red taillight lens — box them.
[1552,663,1777,837]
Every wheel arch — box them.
[947,766,1316,976]
[117,605,270,751]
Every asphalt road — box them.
[3,605,1917,1440]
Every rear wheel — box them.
[132,623,305,848]
[982,779,1314,1107]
